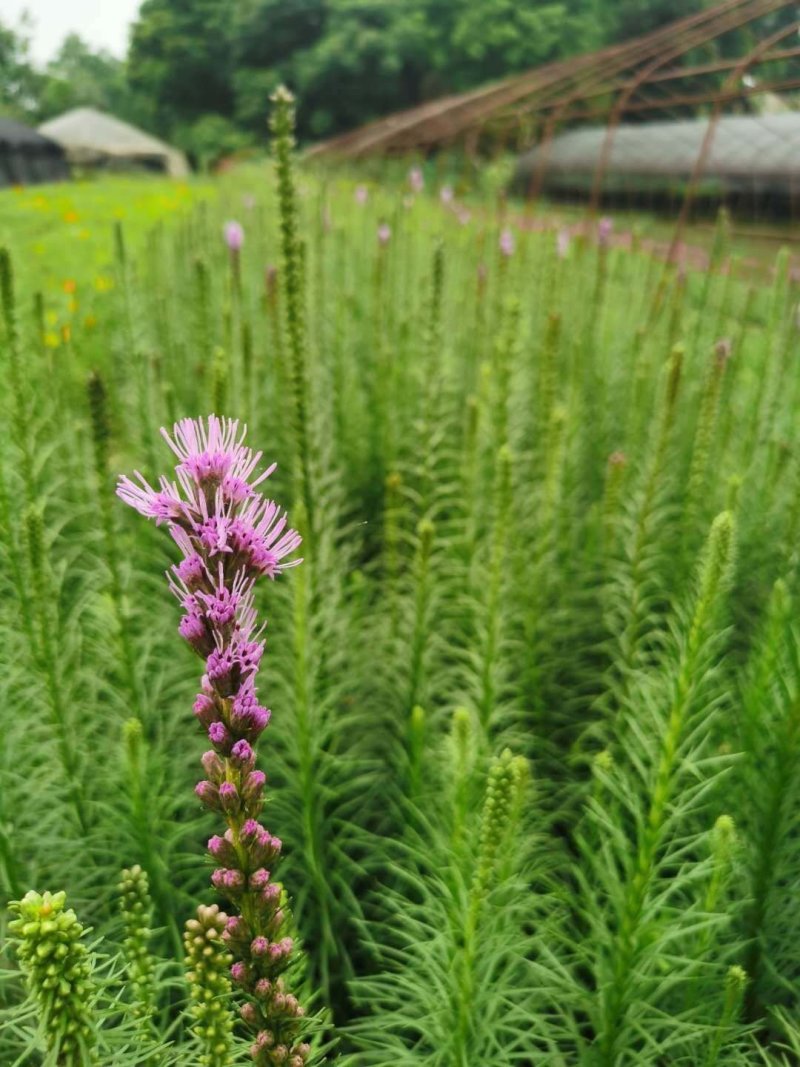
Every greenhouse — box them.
[39,107,189,178]
[516,112,800,201]
[0,117,69,188]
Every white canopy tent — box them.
[39,107,189,178]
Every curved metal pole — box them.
[668,17,800,264]
[587,0,789,215]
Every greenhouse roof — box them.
[521,112,800,182]
[39,108,188,177]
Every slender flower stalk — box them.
[117,415,309,1066]
[270,86,314,546]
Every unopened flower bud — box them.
[195,780,220,810]
[249,868,271,890]
[231,738,255,768]
[241,1001,259,1024]
[251,936,269,957]
[208,721,232,753]
[242,769,266,805]
[201,749,225,780]
[219,781,240,814]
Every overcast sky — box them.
[5,0,143,64]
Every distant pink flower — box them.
[499,227,515,258]
[355,185,368,205]
[556,229,570,259]
[377,223,391,246]
[408,167,424,194]
[597,216,613,247]
[224,220,244,252]
[457,207,471,226]
[440,185,454,205]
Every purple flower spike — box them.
[224,220,244,252]
[499,227,515,258]
[117,414,306,1048]
[377,223,391,246]
[408,166,424,193]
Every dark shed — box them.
[0,117,70,188]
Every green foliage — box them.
[2,155,800,1067]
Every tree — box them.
[38,35,129,121]
[128,0,237,135]
[0,15,43,121]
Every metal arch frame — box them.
[585,0,792,214]
[667,15,800,261]
[308,0,800,164]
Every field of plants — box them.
[2,93,800,1066]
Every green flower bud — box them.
[9,890,97,1063]
[184,904,234,1067]
[473,749,528,900]
[119,865,156,1022]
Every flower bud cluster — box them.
[119,864,156,1022]
[473,748,529,901]
[185,904,235,1067]
[9,890,97,1063]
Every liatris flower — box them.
[408,166,424,193]
[354,184,368,205]
[9,890,97,1063]
[556,228,570,259]
[118,416,309,1066]
[472,749,528,904]
[440,184,454,205]
[377,223,391,246]
[457,207,471,226]
[185,904,235,1067]
[119,865,156,1025]
[499,227,515,258]
[597,216,614,247]
[224,221,245,252]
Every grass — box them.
[1,145,800,1066]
